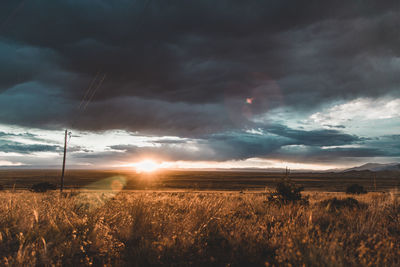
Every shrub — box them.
[320,197,367,211]
[346,184,367,194]
[30,182,57,192]
[268,178,309,204]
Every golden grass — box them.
[0,191,399,266]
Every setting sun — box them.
[134,160,160,173]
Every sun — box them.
[134,160,160,173]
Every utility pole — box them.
[58,71,104,193]
[60,129,68,193]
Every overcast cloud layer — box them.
[1,1,399,168]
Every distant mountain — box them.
[343,163,400,172]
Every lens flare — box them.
[246,97,253,104]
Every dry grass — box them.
[0,190,399,266]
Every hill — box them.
[343,162,400,172]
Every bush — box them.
[268,178,309,204]
[346,184,367,194]
[320,197,367,211]
[30,182,57,192]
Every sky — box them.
[1,0,400,170]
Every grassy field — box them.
[0,170,399,266]
[0,189,399,266]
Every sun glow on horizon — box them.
[117,158,345,172]
[133,160,160,173]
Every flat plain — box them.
[0,169,399,192]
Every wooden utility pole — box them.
[60,129,68,192]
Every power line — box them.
[60,1,152,192]
[83,73,106,111]
[78,71,100,110]
[70,71,106,129]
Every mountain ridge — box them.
[343,162,400,172]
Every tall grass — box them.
[0,191,398,266]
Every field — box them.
[0,170,399,266]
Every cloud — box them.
[0,140,61,154]
[67,96,245,137]
[1,1,400,166]
[72,124,368,163]
[0,1,399,136]
[310,98,400,125]
[263,124,362,146]
[0,130,41,139]
[2,122,398,168]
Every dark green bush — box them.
[346,184,367,194]
[268,178,308,204]
[31,182,57,192]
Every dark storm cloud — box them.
[1,0,399,134]
[361,135,400,153]
[1,0,400,165]
[276,13,400,106]
[66,96,242,136]
[263,125,362,146]
[269,147,392,164]
[204,125,366,160]
[152,139,188,145]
